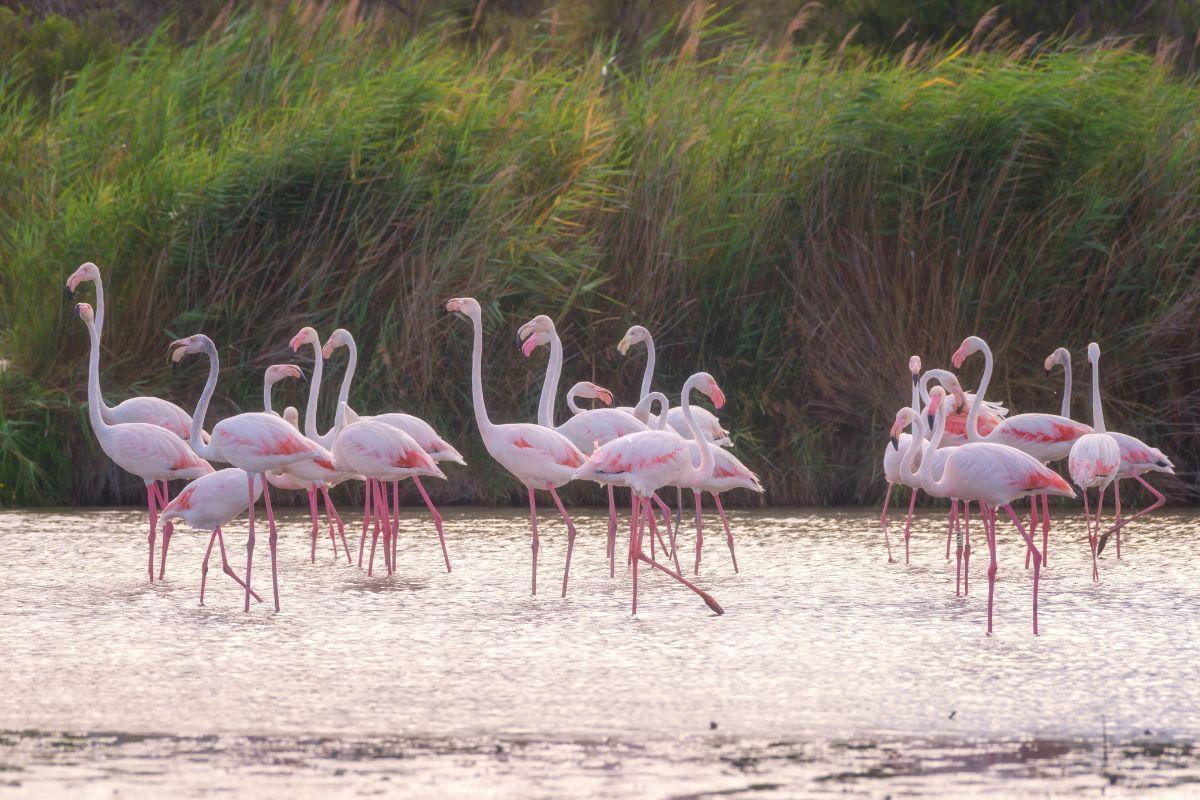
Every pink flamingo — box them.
[158,469,265,606]
[881,356,923,563]
[1068,343,1121,582]
[446,297,587,597]
[918,368,1008,447]
[309,328,463,573]
[952,336,1091,568]
[573,373,727,615]
[261,365,352,564]
[566,381,614,415]
[74,303,213,581]
[331,404,446,577]
[895,391,1075,635]
[1044,347,1073,420]
[169,334,327,612]
[518,318,679,574]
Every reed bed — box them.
[1,7,1197,507]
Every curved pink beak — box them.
[710,385,726,409]
[321,342,334,359]
[951,345,968,369]
[289,333,307,352]
[595,388,614,406]
[521,333,544,359]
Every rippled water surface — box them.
[2,504,1199,797]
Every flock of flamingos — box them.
[66,261,1175,633]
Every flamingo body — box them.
[207,412,327,474]
[332,419,445,483]
[556,409,649,454]
[1109,431,1175,479]
[932,442,1074,507]
[1069,433,1121,490]
[574,430,692,497]
[161,468,264,532]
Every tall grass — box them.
[1,7,1197,507]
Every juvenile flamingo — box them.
[311,327,463,573]
[446,297,587,597]
[952,336,1091,568]
[157,469,264,606]
[1068,343,1121,581]
[573,373,727,615]
[170,334,327,612]
[894,393,1075,635]
[74,303,213,581]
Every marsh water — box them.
[1,504,1198,798]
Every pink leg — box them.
[879,483,896,563]
[145,484,159,583]
[963,502,971,594]
[902,486,918,564]
[645,500,675,573]
[1099,474,1165,555]
[1003,503,1042,635]
[263,482,281,612]
[713,494,738,573]
[983,504,997,634]
[1041,493,1050,566]
[308,487,319,564]
[954,501,964,596]
[1025,494,1039,569]
[528,489,540,596]
[546,485,578,597]
[321,487,338,560]
[413,477,451,572]
[606,485,617,578]
[651,493,675,558]
[946,499,957,560]
[200,526,217,605]
[244,473,257,613]
[323,486,351,564]
[693,491,704,575]
[216,526,261,602]
[631,494,641,615]
[1113,480,1122,559]
[1095,484,1109,571]
[367,483,382,577]
[1083,489,1099,582]
[392,481,400,571]
[155,482,174,580]
[358,478,372,568]
[637,500,724,615]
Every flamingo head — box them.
[265,364,304,386]
[951,335,985,369]
[695,372,725,409]
[66,261,100,293]
[517,315,554,351]
[167,334,215,364]
[889,408,915,449]
[322,328,353,359]
[1044,347,1069,374]
[520,330,551,358]
[1087,341,1101,364]
[289,326,319,353]
[72,302,94,324]
[908,355,922,383]
[575,382,614,406]
[926,386,946,431]
[445,297,480,317]
[938,373,966,413]
[617,325,650,355]
[283,406,300,428]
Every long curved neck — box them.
[88,276,117,420]
[679,377,714,481]
[303,334,324,440]
[263,377,275,413]
[919,369,953,406]
[634,391,669,427]
[899,412,929,484]
[639,334,656,400]
[917,405,949,488]
[1060,356,1073,419]
[331,336,359,434]
[1090,356,1106,432]
[188,342,221,460]
[538,326,564,428]
[910,374,920,413]
[965,342,994,441]
[467,310,496,434]
[566,384,583,415]
[83,317,110,437]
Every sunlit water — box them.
[2,504,1198,798]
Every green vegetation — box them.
[0,5,1196,507]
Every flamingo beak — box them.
[617,335,632,355]
[710,385,726,409]
[66,275,80,293]
[289,333,306,352]
[321,343,334,359]
[445,298,462,313]
[291,366,306,382]
[911,373,919,385]
[950,345,968,369]
[597,388,613,406]
[517,321,537,345]
[927,413,935,429]
[521,333,542,359]
[889,433,899,449]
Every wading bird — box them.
[1068,343,1121,581]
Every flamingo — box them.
[917,368,1008,446]
[894,391,1075,635]
[446,297,587,597]
[1044,347,1073,419]
[331,404,446,577]
[573,373,727,615]
[261,365,352,565]
[952,336,1091,568]
[73,303,213,582]
[1068,343,1122,582]
[309,327,463,573]
[567,381,615,414]
[881,356,923,563]
[517,317,679,574]
[158,469,265,606]
[169,334,327,612]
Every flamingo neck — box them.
[639,334,656,401]
[965,340,993,442]
[1090,354,1106,433]
[467,309,495,434]
[909,373,920,414]
[302,333,324,441]
[83,316,109,436]
[188,340,221,461]
[86,275,118,421]
[634,391,669,428]
[330,337,359,435]
[566,384,583,415]
[917,403,949,490]
[679,376,714,482]
[538,324,564,428]
[899,410,927,485]
[1058,352,1073,419]
[262,375,275,413]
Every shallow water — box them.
[1,503,1198,798]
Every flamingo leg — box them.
[651,493,675,558]
[321,487,338,560]
[713,494,738,574]
[1041,493,1050,566]
[963,502,971,594]
[637,499,724,615]
[1095,484,1109,573]
[1003,503,1042,635]
[1098,474,1165,555]
[983,503,997,634]
[367,481,383,577]
[1025,495,1039,570]
[902,486,918,564]
[358,478,372,568]
[528,489,540,596]
[693,490,704,575]
[1083,489,1099,582]
[675,486,684,531]
[200,526,216,606]
[145,484,159,583]
[392,481,400,572]
[155,482,174,580]
[323,486,351,564]
[217,526,261,602]
[263,482,281,612]
[308,487,319,564]
[631,494,641,615]
[413,477,451,572]
[1113,480,1122,559]
[244,473,257,613]
[546,485,577,598]
[953,501,964,596]
[946,499,956,561]
[606,485,617,578]
[879,483,896,563]
[645,500,677,574]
